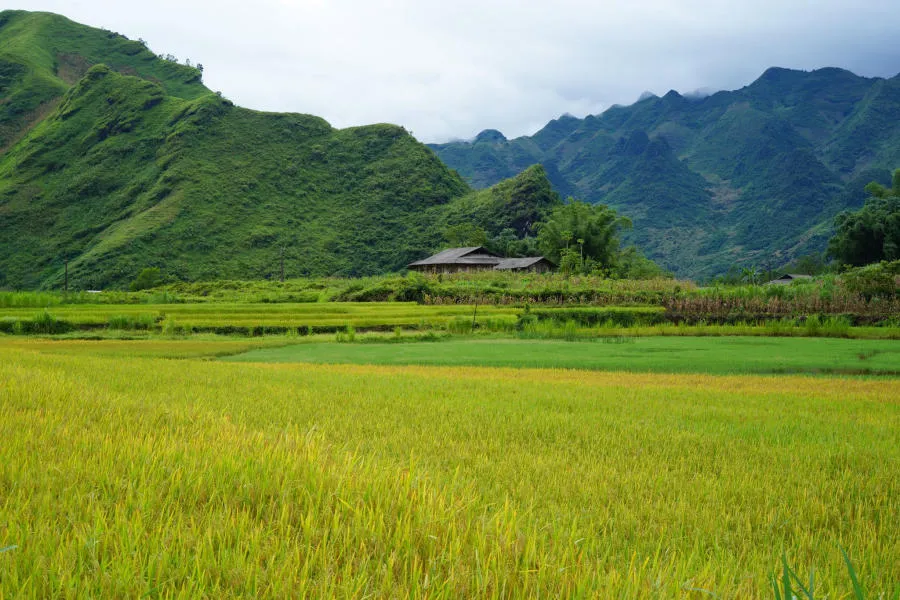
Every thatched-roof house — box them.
[766,273,813,285]
[408,247,553,274]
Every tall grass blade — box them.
[840,546,866,600]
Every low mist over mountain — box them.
[430,67,900,277]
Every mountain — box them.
[430,67,900,278]
[0,10,554,290]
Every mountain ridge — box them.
[0,10,556,289]
[429,66,900,277]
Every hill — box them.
[0,10,533,289]
[430,67,900,278]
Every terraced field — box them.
[0,302,520,332]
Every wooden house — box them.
[408,247,553,274]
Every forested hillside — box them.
[430,67,900,277]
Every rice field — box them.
[1,337,898,597]
[225,336,900,375]
[0,302,519,332]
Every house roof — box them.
[408,247,552,270]
[767,273,814,284]
[495,257,551,270]
[408,247,500,267]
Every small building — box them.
[408,247,553,274]
[494,257,554,273]
[766,273,814,285]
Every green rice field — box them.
[225,336,900,375]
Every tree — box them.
[444,223,488,247]
[536,200,630,271]
[129,267,161,291]
[828,169,900,266]
[741,266,760,285]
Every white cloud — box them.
[9,0,900,141]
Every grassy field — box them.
[1,337,898,597]
[224,336,900,375]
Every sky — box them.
[11,0,900,142]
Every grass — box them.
[0,341,897,597]
[223,336,900,376]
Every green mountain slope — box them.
[1,10,531,289]
[430,67,900,278]
[0,10,205,151]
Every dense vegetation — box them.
[829,169,900,265]
[2,261,897,336]
[2,11,599,290]
[430,67,900,278]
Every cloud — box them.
[10,0,900,141]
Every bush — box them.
[841,261,899,300]
[15,311,73,334]
[108,314,156,330]
[804,315,822,336]
[336,324,356,342]
[130,267,162,291]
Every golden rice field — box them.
[0,338,898,598]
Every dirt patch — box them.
[56,53,92,85]
[0,97,61,154]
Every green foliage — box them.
[613,246,669,279]
[107,313,155,330]
[536,199,629,270]
[129,267,161,291]
[779,253,832,276]
[435,164,561,257]
[9,310,73,334]
[443,223,488,247]
[828,170,900,266]
[840,260,899,300]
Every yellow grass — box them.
[0,340,897,597]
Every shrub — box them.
[336,324,356,342]
[130,267,162,291]
[821,316,852,338]
[0,317,16,333]
[841,261,899,300]
[804,314,822,336]
[108,314,156,330]
[17,311,73,334]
